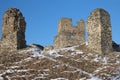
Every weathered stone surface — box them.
[54,18,85,49]
[0,8,26,51]
[87,8,112,55]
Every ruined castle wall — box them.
[0,8,26,50]
[54,18,85,49]
[87,8,112,54]
[58,18,72,33]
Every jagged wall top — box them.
[58,18,85,33]
[54,18,85,49]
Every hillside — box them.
[0,45,120,80]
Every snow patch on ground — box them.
[5,69,28,74]
[19,47,41,54]
[19,47,44,58]
[15,57,32,64]
[51,78,68,80]
[93,57,99,62]
[32,73,49,80]
[1,45,120,80]
[71,51,83,56]
[9,66,19,69]
[79,76,102,80]
[90,76,102,80]
[60,46,76,51]
[47,50,63,58]
[0,74,3,80]
[102,56,108,64]
[31,51,43,57]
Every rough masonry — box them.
[87,8,112,54]
[54,18,85,49]
[0,8,26,50]
[0,8,113,55]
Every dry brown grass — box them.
[0,47,120,80]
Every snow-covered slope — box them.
[0,46,120,80]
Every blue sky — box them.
[0,0,120,46]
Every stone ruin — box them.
[0,8,26,51]
[87,8,112,55]
[54,8,112,55]
[0,8,113,55]
[54,18,85,49]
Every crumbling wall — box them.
[54,18,85,49]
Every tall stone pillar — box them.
[87,8,112,55]
[0,8,26,50]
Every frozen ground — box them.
[0,46,120,80]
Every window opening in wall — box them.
[66,24,68,26]
[69,33,74,40]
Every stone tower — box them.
[54,18,85,49]
[87,8,112,54]
[0,8,26,50]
